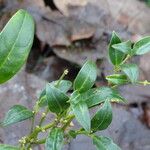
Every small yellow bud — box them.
[70,122,74,127]
[143,80,148,86]
[64,69,69,75]
[41,129,46,132]
[36,125,40,129]
[20,137,26,144]
[42,112,46,117]
[64,120,68,123]
[23,140,26,144]
[30,138,34,142]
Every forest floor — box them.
[0,0,150,149]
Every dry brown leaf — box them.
[54,0,88,16]
[68,19,96,41]
[54,0,150,35]
[0,0,4,6]
[142,102,150,128]
[53,39,107,65]
[36,11,95,46]
[36,19,71,46]
[104,0,150,35]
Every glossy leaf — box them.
[46,84,69,114]
[91,100,112,131]
[0,144,19,150]
[38,80,72,107]
[133,36,150,55]
[73,60,97,93]
[82,87,126,107]
[38,88,47,107]
[2,105,33,126]
[112,40,132,55]
[45,128,64,150]
[0,9,35,84]
[121,63,139,83]
[51,80,72,93]
[68,130,77,139]
[92,135,121,150]
[108,31,125,66]
[81,88,105,107]
[106,74,128,85]
[70,91,91,131]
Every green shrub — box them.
[0,9,150,150]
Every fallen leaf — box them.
[53,38,107,65]
[142,102,150,128]
[36,11,96,46]
[54,0,88,16]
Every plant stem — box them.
[26,143,31,150]
[39,107,49,127]
[76,130,91,136]
[62,114,75,131]
[26,112,71,148]
[121,54,130,65]
[114,54,130,73]
[42,121,56,130]
[31,138,46,144]
[30,115,75,145]
[55,69,68,87]
[111,85,118,89]
[30,102,40,133]
[137,80,150,86]
[27,114,62,140]
[30,115,35,133]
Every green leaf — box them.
[38,89,47,107]
[70,91,91,131]
[133,36,150,55]
[68,130,77,139]
[112,40,132,55]
[38,80,72,107]
[51,80,72,93]
[46,83,69,114]
[0,9,35,84]
[45,128,64,150]
[108,31,125,66]
[73,60,97,93]
[2,105,33,126]
[92,135,121,150]
[81,88,105,107]
[91,100,112,131]
[106,74,128,85]
[0,144,19,150]
[121,63,139,83]
[82,87,126,107]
